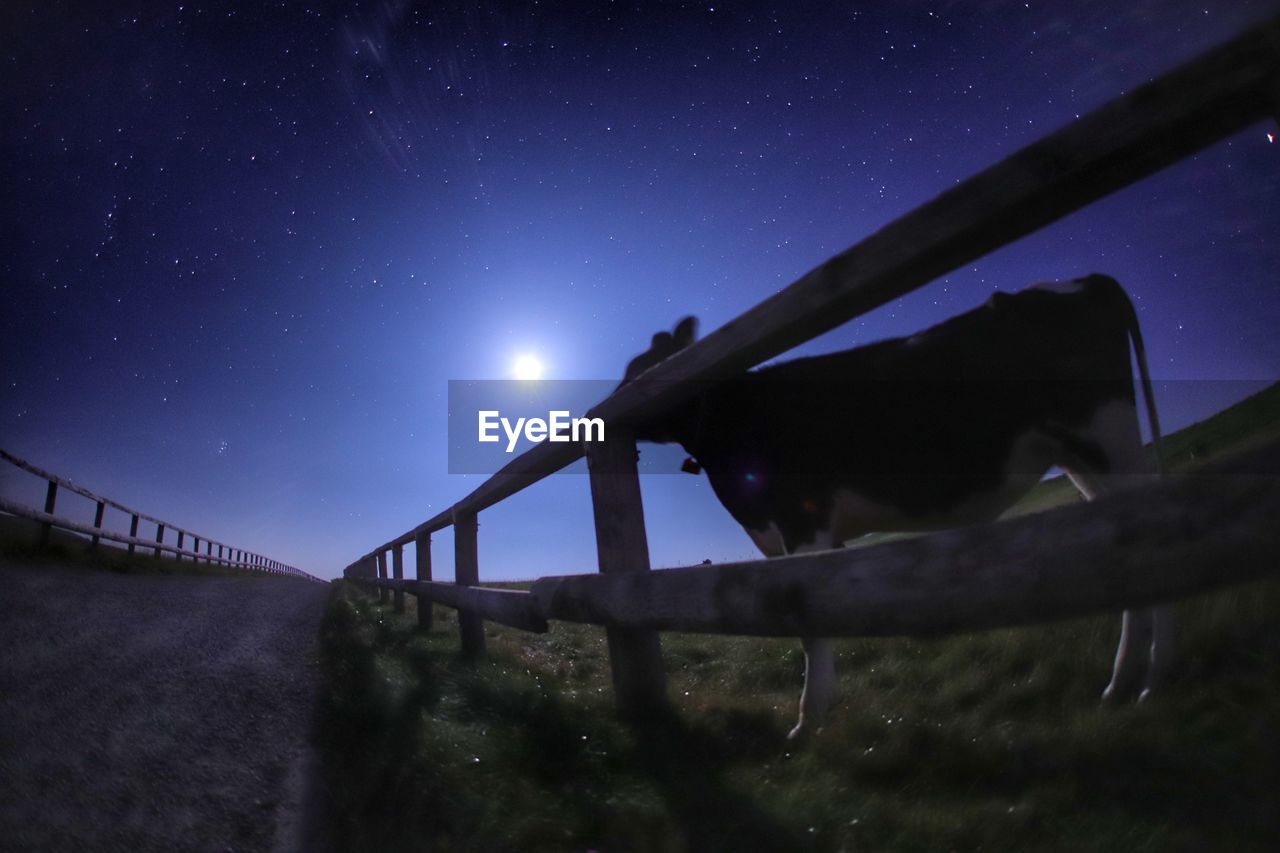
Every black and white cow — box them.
[620,274,1167,740]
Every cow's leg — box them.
[1060,399,1169,702]
[1101,608,1154,701]
[1064,465,1149,700]
[754,530,842,741]
[1143,603,1176,701]
[787,536,844,741]
[788,636,835,741]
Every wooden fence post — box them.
[392,544,405,613]
[454,512,485,657]
[176,530,184,561]
[415,531,433,631]
[154,523,164,558]
[377,551,388,604]
[585,427,668,718]
[128,514,139,555]
[91,500,105,550]
[40,481,57,546]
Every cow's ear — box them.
[673,316,698,347]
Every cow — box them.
[618,273,1167,740]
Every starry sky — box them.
[3,0,1279,581]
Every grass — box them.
[317,580,1280,851]
[315,382,1280,851]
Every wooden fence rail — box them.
[344,17,1280,714]
[354,443,1280,639]
[0,449,322,582]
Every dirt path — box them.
[0,556,332,852]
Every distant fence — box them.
[344,17,1280,714]
[0,449,323,583]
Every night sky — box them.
[3,1,1279,581]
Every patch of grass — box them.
[315,384,1280,849]
[316,586,805,852]
[316,579,1280,851]
[1158,382,1280,472]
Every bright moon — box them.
[512,353,544,380]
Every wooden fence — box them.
[0,449,323,582]
[344,17,1280,713]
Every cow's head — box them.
[618,316,698,389]
[617,316,699,447]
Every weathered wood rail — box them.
[353,445,1280,636]
[345,17,1280,713]
[0,449,322,582]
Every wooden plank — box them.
[586,429,667,717]
[392,545,405,613]
[454,512,486,657]
[358,578,549,633]
[376,551,388,604]
[0,496,320,580]
[416,441,580,537]
[534,452,1280,637]
[0,498,234,566]
[2,449,121,516]
[350,16,1280,561]
[1,448,178,532]
[40,481,57,546]
[415,531,433,630]
[575,16,1280,428]
[91,501,104,550]
[1,449,237,558]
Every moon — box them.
[512,353,544,380]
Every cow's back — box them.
[693,275,1144,547]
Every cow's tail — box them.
[1091,274,1164,475]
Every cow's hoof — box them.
[1101,683,1134,704]
[1101,675,1142,704]
[786,721,811,743]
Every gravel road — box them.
[0,556,332,853]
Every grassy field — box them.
[316,382,1280,851]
